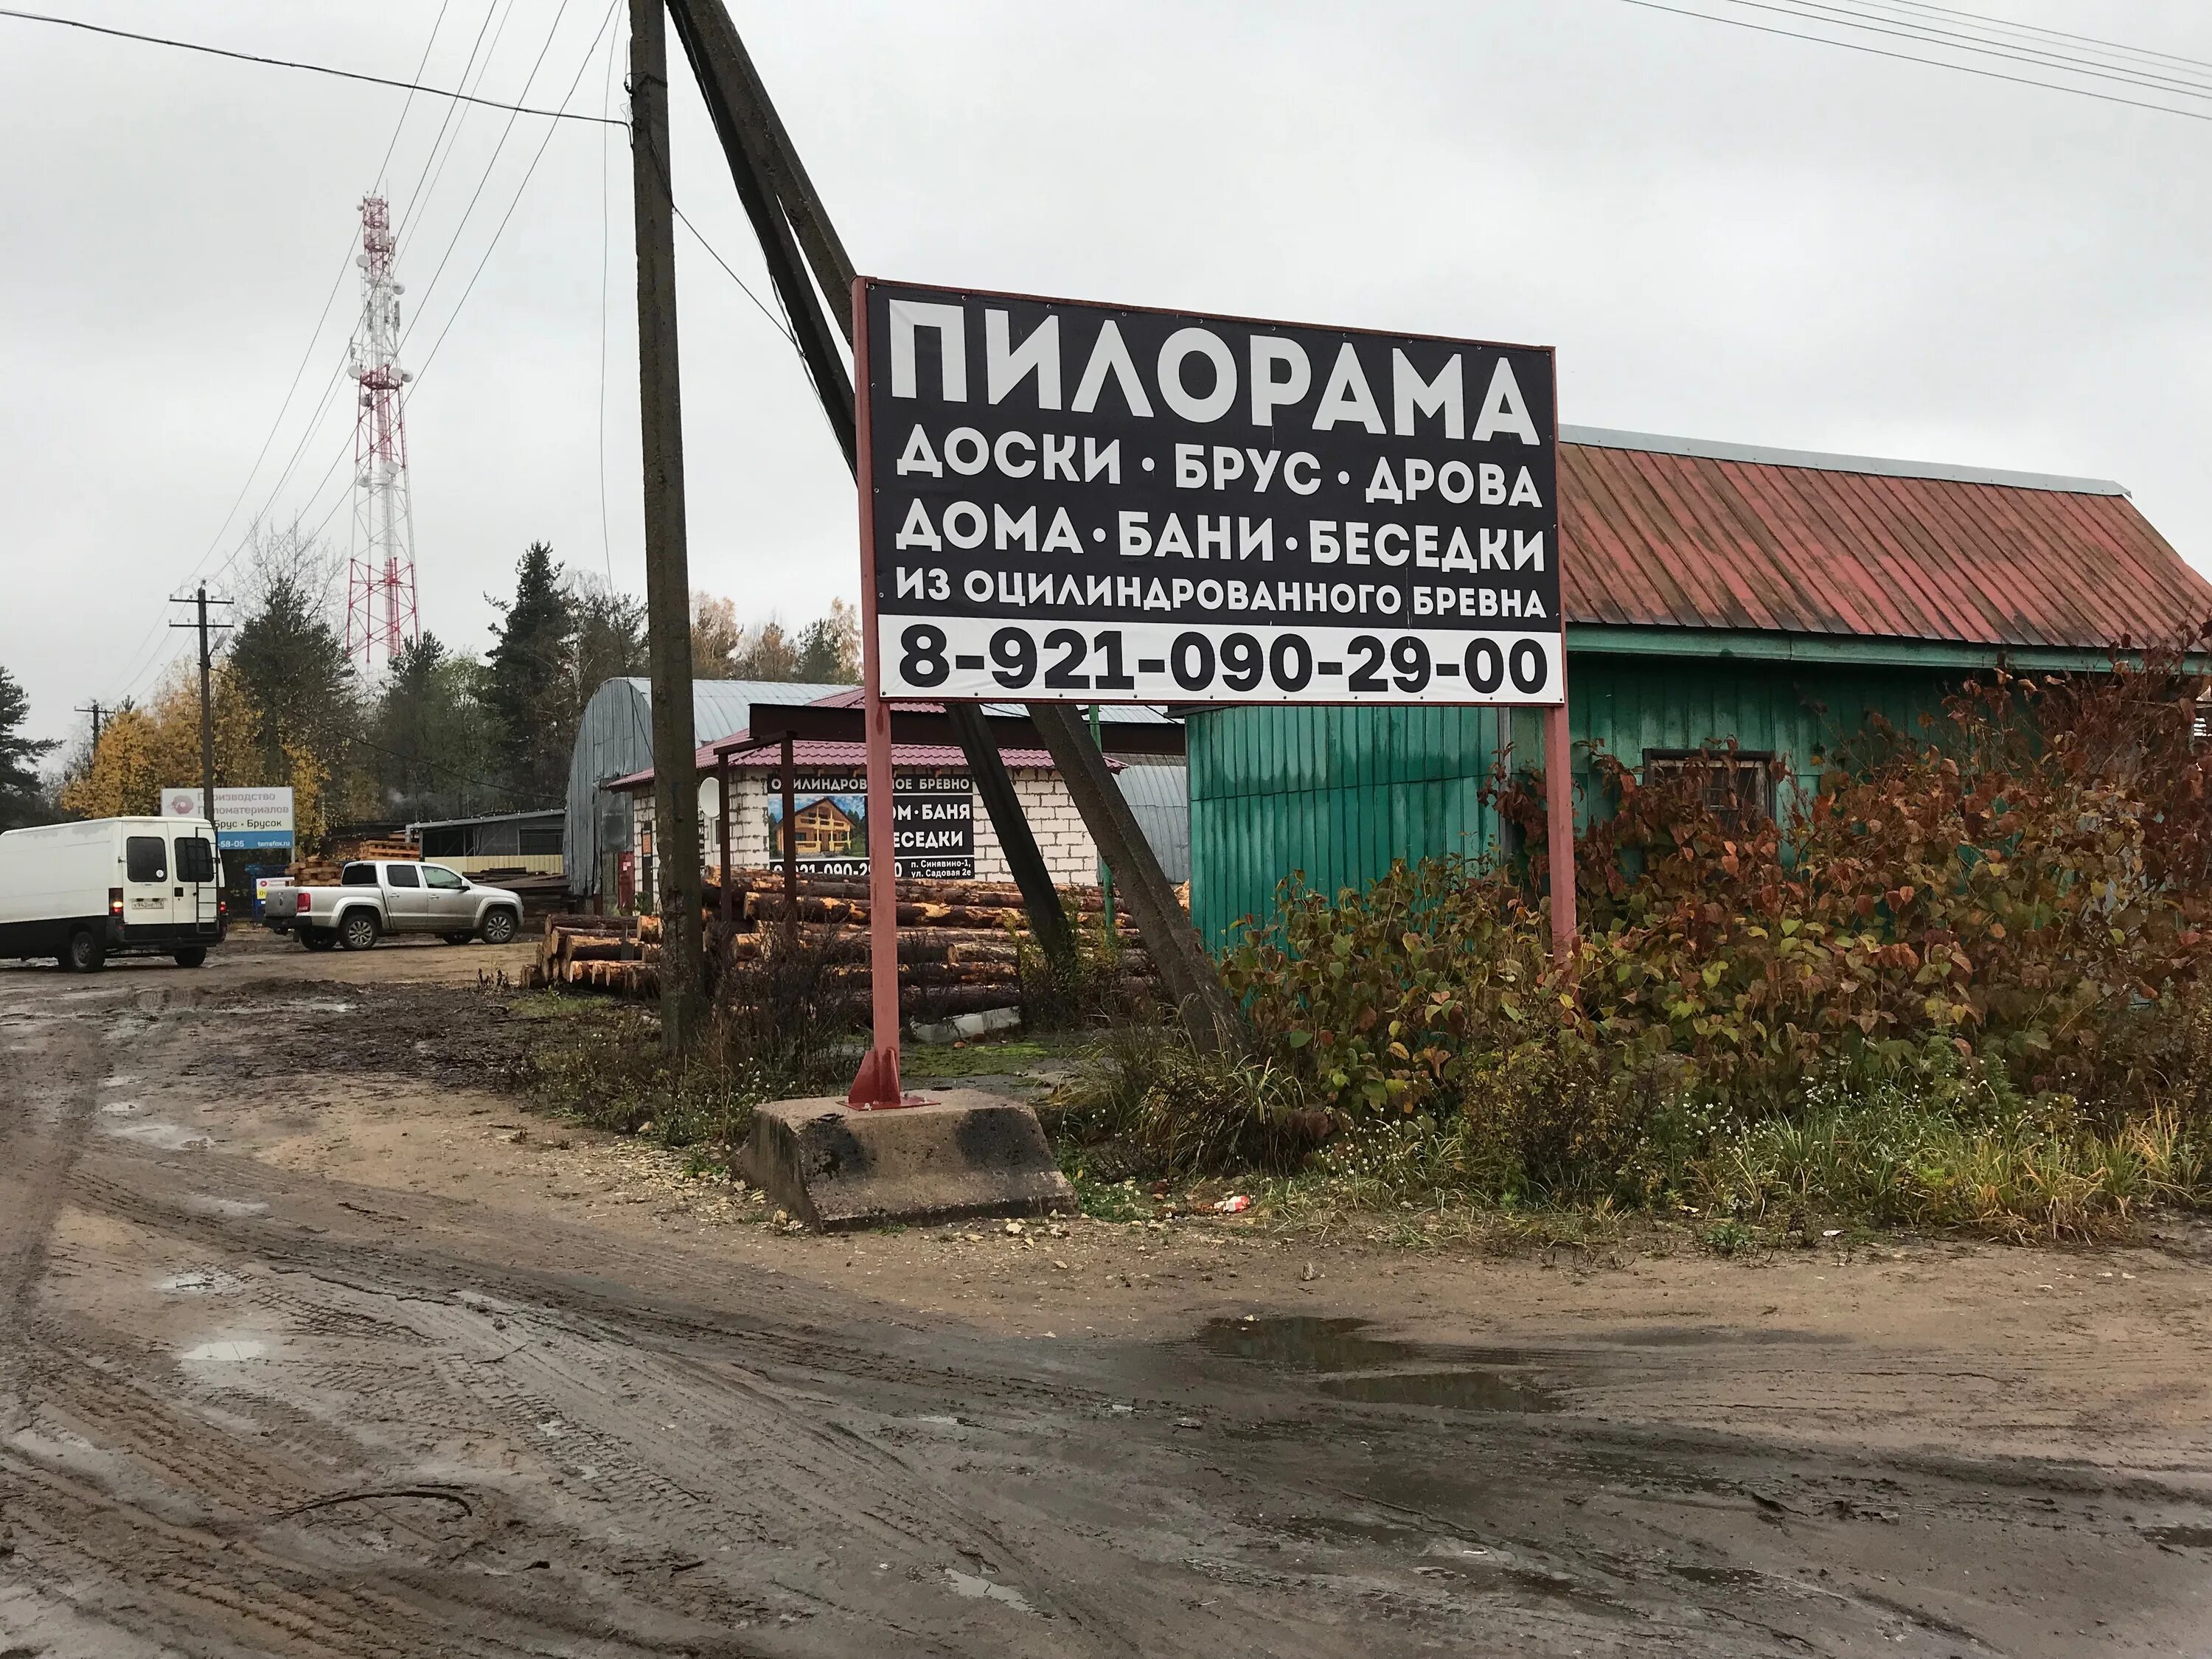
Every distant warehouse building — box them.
[578,681,1187,908]
[1186,427,2212,945]
[409,808,564,877]
[565,678,851,903]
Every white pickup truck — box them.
[284,860,524,952]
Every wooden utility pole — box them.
[659,0,1076,982]
[169,585,232,846]
[655,2,1255,1050]
[630,0,706,1051]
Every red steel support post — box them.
[846,278,904,1107]
[717,751,733,927]
[1543,698,1576,963]
[780,730,799,951]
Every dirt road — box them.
[4,940,2211,1655]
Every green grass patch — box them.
[901,1036,1065,1081]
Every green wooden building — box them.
[1186,428,2212,945]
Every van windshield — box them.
[341,863,378,886]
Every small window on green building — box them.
[1642,749,1777,830]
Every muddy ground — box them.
[4,932,2211,1655]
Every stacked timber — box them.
[532,872,1161,1014]
[526,913,661,996]
[288,836,422,886]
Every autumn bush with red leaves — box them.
[1217,653,2212,1234]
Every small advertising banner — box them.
[163,786,296,850]
[766,770,974,880]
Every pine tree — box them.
[0,664,59,830]
[230,569,355,805]
[372,635,501,820]
[484,543,576,804]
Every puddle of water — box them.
[1319,1370,1562,1413]
[1604,1325,1846,1348]
[944,1569,1033,1613]
[105,1121,212,1151]
[185,1196,268,1218]
[159,1270,243,1295]
[1193,1317,1424,1371]
[1195,1317,1571,1413]
[1193,1316,1568,1374]
[105,1120,213,1150]
[181,1339,267,1365]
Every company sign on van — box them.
[859,279,1562,706]
[164,787,294,849]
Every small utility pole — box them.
[630,0,706,1052]
[74,701,105,747]
[170,585,233,844]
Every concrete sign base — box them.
[737,1090,1077,1233]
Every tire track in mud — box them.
[43,1141,1585,1654]
[54,1131,2212,1655]
[0,990,105,1412]
[13,973,2212,1655]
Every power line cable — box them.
[1863,0,2212,77]
[372,0,451,195]
[396,1,574,359]
[0,7,625,127]
[597,7,620,585]
[672,202,800,349]
[1713,0,2212,100]
[105,7,459,706]
[397,0,517,251]
[404,1,623,394]
[1607,0,2212,123]
[101,237,358,706]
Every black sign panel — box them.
[860,279,1561,706]
[765,768,974,880]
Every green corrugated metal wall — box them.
[1188,653,1955,945]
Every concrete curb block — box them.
[737,1089,1077,1233]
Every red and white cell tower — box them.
[344,194,420,666]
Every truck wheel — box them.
[302,928,337,953]
[480,908,519,946]
[338,911,380,952]
[173,947,208,968]
[62,929,106,973]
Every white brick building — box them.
[619,740,1104,897]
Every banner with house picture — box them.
[765,770,973,880]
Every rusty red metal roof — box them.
[1559,429,2212,651]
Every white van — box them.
[0,815,226,972]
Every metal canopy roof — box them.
[1557,432,2212,653]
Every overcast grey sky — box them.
[3,1,2208,747]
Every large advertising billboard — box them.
[860,279,1561,706]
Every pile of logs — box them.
[527,913,662,998]
[526,870,1159,1015]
